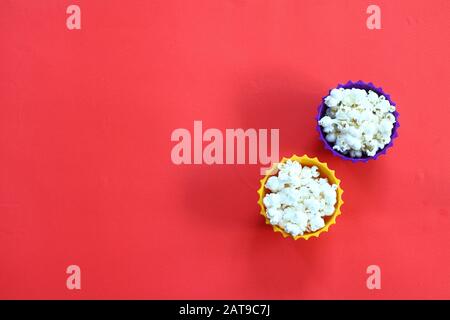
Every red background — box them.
[1,0,449,299]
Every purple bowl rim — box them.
[316,80,400,163]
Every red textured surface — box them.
[1,0,449,299]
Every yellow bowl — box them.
[257,154,344,240]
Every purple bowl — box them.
[316,80,400,162]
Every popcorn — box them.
[265,176,284,193]
[263,160,338,237]
[319,88,396,158]
[309,215,325,232]
[263,193,281,209]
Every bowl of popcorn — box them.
[317,80,399,162]
[257,155,344,240]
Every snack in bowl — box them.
[317,81,399,162]
[257,155,344,240]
